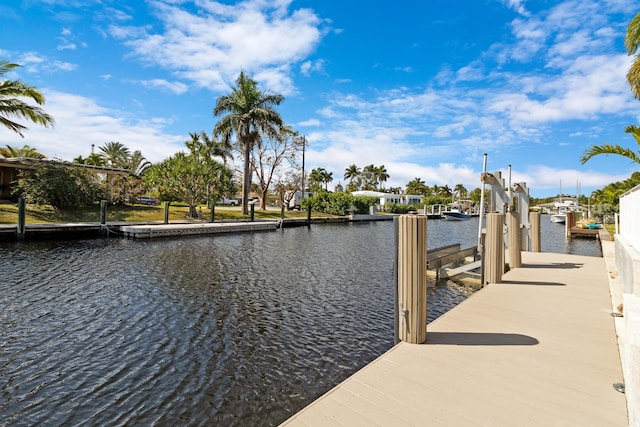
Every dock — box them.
[281,250,627,426]
[119,221,279,238]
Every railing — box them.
[619,184,640,252]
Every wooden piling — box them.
[395,215,427,344]
[163,201,170,224]
[485,213,504,284]
[250,203,255,221]
[566,211,576,238]
[507,211,522,268]
[99,200,108,237]
[530,212,541,252]
[17,196,26,241]
[210,204,215,223]
[306,204,312,227]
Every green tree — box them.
[99,141,130,167]
[454,184,468,200]
[406,177,428,195]
[309,167,326,193]
[0,61,55,137]
[344,164,361,183]
[580,125,640,166]
[374,165,389,188]
[626,12,640,99]
[252,127,301,209]
[0,144,46,158]
[186,131,233,165]
[13,163,103,209]
[144,136,235,217]
[213,71,284,215]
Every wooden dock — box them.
[281,251,627,426]
[119,221,279,238]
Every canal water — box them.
[0,217,600,426]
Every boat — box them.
[442,208,472,221]
[550,199,583,224]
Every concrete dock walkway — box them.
[282,251,628,426]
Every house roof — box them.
[0,157,131,176]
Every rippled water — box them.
[0,218,600,426]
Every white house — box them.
[351,190,424,206]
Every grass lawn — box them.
[0,203,314,225]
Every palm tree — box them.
[0,61,55,137]
[322,169,333,191]
[626,12,640,99]
[344,164,361,182]
[406,177,427,195]
[99,141,130,168]
[375,165,390,188]
[454,184,468,200]
[126,150,151,177]
[213,71,284,215]
[0,144,46,158]
[309,167,326,192]
[580,125,640,166]
[187,131,233,165]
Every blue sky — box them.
[1,0,639,198]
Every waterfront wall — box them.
[616,184,640,426]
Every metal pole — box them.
[478,154,488,286]
[301,136,306,201]
[508,164,512,211]
[393,217,399,345]
[477,153,488,250]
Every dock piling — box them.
[485,212,505,284]
[507,211,522,268]
[17,196,26,241]
[395,215,427,344]
[163,201,170,224]
[531,212,541,252]
[99,200,108,237]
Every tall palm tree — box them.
[454,184,468,200]
[344,164,361,182]
[309,167,326,192]
[322,169,333,191]
[626,12,640,99]
[0,61,55,137]
[0,144,46,158]
[99,141,130,167]
[213,71,284,215]
[580,125,640,166]
[375,165,389,188]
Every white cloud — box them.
[109,0,327,94]
[137,79,189,94]
[3,89,185,164]
[297,118,320,127]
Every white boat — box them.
[442,208,471,221]
[550,199,582,224]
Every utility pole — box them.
[301,136,306,199]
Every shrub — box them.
[13,164,104,209]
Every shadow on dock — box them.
[425,332,539,346]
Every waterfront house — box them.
[0,156,130,201]
[351,190,424,206]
